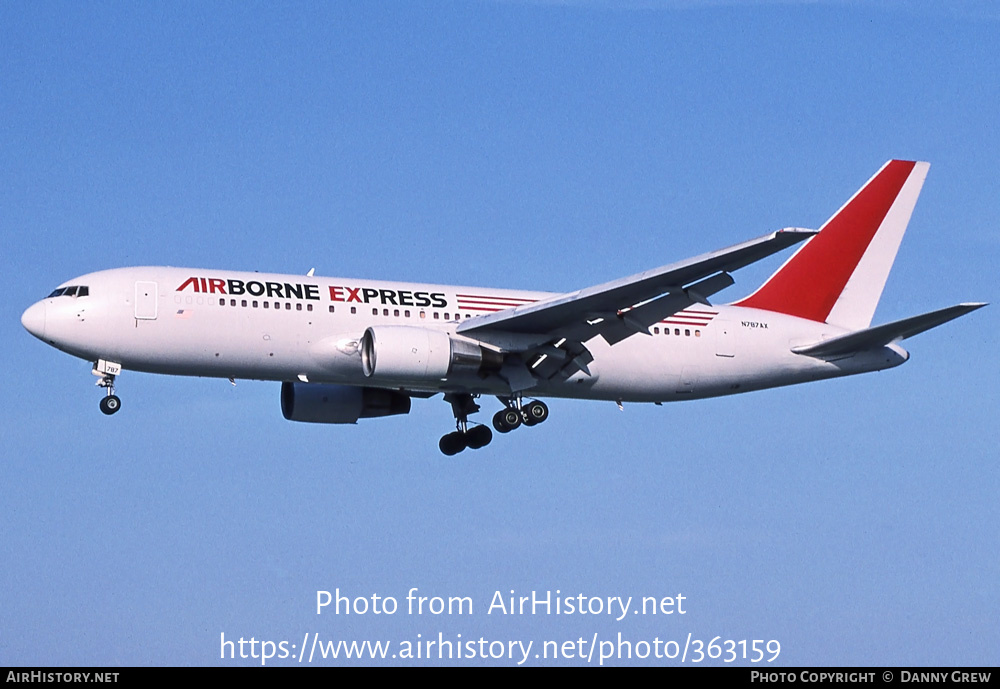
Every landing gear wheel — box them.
[523,400,548,426]
[100,395,121,415]
[465,425,493,449]
[493,408,522,433]
[439,431,467,456]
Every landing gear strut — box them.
[439,393,493,456]
[93,360,122,416]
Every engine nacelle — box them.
[360,326,502,381]
[280,382,411,424]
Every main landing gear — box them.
[438,393,550,455]
[439,393,493,456]
[492,398,548,433]
[93,360,122,416]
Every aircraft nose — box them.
[21,301,46,339]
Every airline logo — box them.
[176,276,448,308]
[328,286,447,309]
[176,278,719,322]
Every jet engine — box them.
[280,382,411,424]
[360,326,502,381]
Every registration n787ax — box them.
[22,161,985,454]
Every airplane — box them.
[21,160,985,455]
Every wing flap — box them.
[600,272,735,345]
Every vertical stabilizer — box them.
[734,160,929,330]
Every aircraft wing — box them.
[457,227,815,350]
[791,302,987,359]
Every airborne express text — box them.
[177,277,448,308]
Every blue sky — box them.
[2,1,997,666]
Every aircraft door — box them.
[135,281,158,320]
[715,320,735,358]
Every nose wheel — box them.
[93,359,123,416]
[99,393,121,415]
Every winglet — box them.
[735,160,930,330]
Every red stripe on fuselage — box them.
[456,294,536,303]
[457,298,532,307]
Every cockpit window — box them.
[46,285,89,298]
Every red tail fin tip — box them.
[734,160,929,330]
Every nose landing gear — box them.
[93,359,122,416]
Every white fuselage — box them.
[23,266,908,403]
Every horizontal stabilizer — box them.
[792,303,987,358]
